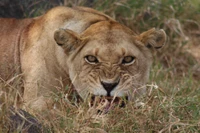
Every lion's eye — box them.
[122,56,135,65]
[85,55,99,64]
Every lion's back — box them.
[0,18,33,80]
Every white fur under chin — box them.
[92,87,127,97]
[93,88,107,96]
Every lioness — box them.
[0,6,166,111]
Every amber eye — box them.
[122,56,135,65]
[85,55,99,64]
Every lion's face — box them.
[54,21,166,100]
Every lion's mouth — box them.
[90,95,128,113]
[65,88,128,113]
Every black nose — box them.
[101,81,119,96]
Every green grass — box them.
[1,0,200,132]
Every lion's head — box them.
[54,20,166,101]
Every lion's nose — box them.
[101,81,119,96]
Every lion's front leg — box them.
[21,52,55,112]
[23,73,54,112]
[23,81,53,111]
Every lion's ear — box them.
[54,29,80,53]
[137,28,166,49]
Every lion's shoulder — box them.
[44,6,114,21]
[39,6,114,28]
[28,6,116,43]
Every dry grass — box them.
[0,0,200,132]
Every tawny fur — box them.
[0,6,166,112]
